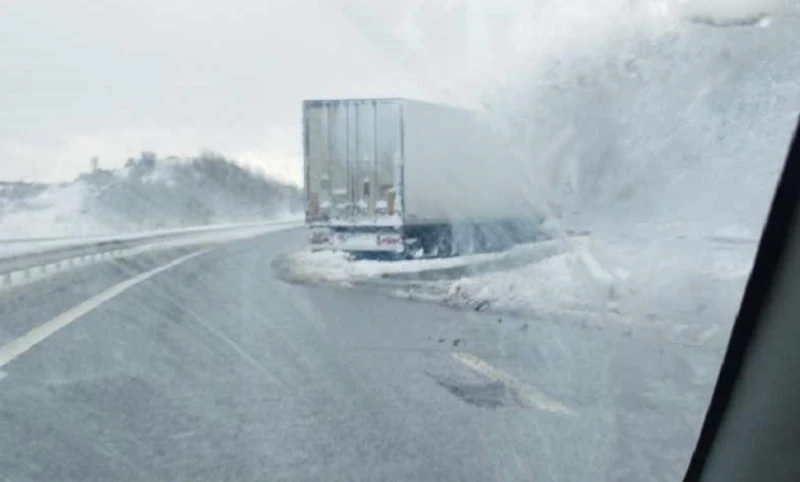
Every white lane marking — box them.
[0,249,208,369]
[452,352,576,416]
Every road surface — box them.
[0,229,722,482]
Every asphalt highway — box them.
[0,228,722,482]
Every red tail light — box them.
[377,235,402,245]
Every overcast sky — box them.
[0,0,456,184]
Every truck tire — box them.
[420,225,454,258]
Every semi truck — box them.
[303,98,544,258]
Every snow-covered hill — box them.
[0,153,302,239]
[485,0,797,233]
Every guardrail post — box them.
[2,273,10,287]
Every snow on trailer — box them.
[303,98,545,258]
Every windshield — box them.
[0,1,797,481]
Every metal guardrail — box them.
[0,219,302,286]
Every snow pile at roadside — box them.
[443,249,602,314]
[274,238,575,285]
[277,227,755,343]
[438,233,757,343]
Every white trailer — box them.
[303,98,544,257]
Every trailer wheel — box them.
[420,225,453,258]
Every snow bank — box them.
[278,227,755,345]
[436,234,757,345]
[443,251,596,314]
[274,238,574,285]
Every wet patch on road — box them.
[427,371,526,409]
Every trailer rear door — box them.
[304,99,403,226]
